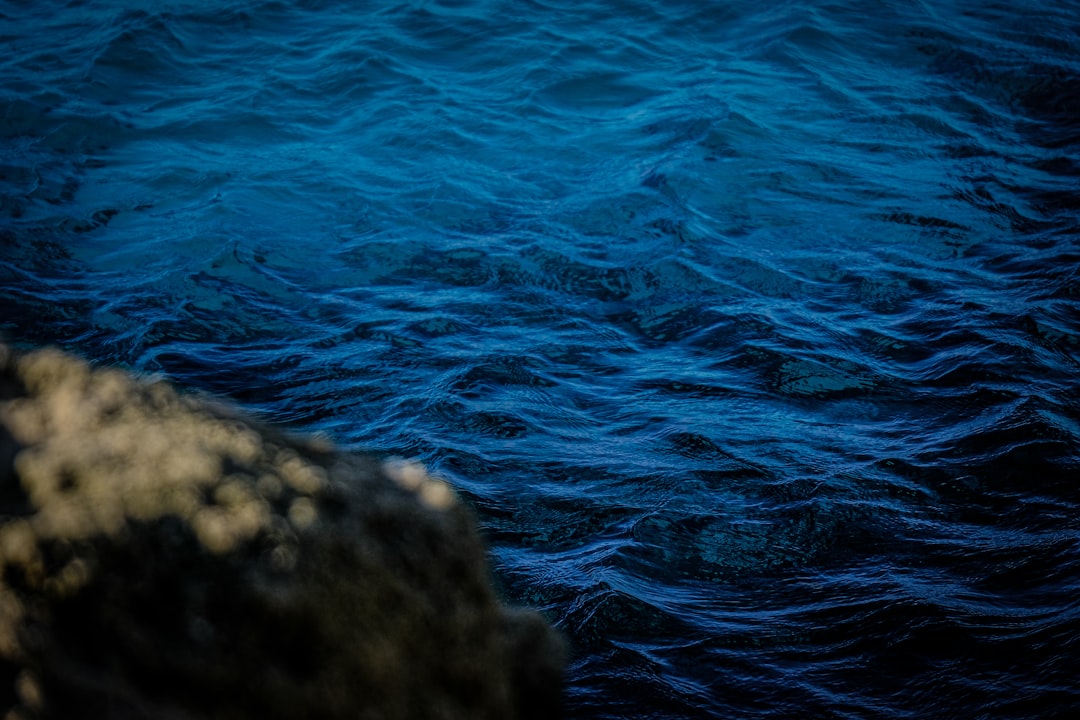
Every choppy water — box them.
[3,0,1080,717]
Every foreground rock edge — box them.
[0,342,565,720]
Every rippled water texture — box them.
[3,0,1080,717]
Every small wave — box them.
[3,1,1079,718]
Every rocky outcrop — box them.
[0,342,564,720]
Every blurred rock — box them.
[0,342,564,720]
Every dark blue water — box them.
[3,0,1079,717]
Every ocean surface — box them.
[2,0,1079,717]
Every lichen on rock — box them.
[0,342,564,720]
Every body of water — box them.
[2,0,1079,717]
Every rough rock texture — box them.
[0,343,564,720]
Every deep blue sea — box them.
[3,0,1080,717]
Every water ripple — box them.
[3,0,1080,717]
